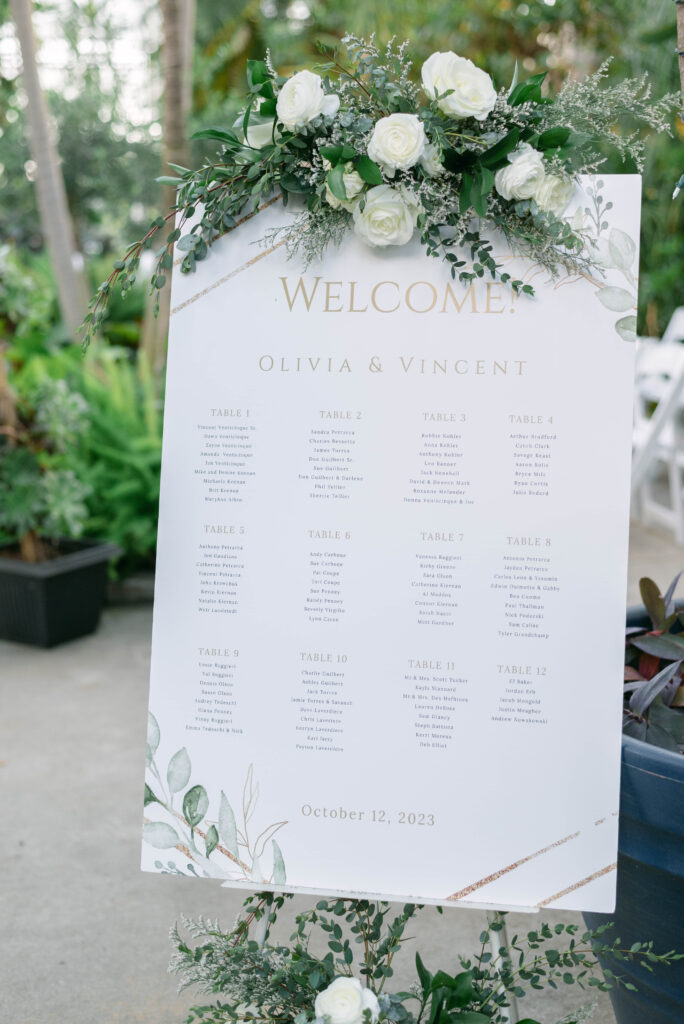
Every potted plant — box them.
[584,572,684,1024]
[0,364,119,647]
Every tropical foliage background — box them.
[0,0,681,572]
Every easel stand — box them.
[486,912,519,1022]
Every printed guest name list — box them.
[145,178,639,912]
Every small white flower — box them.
[352,184,420,248]
[276,70,339,130]
[534,174,574,217]
[367,113,427,175]
[421,51,497,121]
[494,143,546,201]
[315,978,380,1024]
[420,142,445,177]
[324,162,365,211]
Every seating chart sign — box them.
[143,175,640,911]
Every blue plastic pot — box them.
[584,608,684,1023]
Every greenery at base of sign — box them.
[169,893,680,1024]
[623,572,684,752]
[82,36,678,350]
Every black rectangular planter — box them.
[0,539,121,648]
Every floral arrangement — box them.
[82,36,678,346]
[169,891,680,1024]
[623,572,684,752]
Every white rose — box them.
[276,70,340,130]
[534,174,574,217]
[324,162,365,211]
[421,51,497,121]
[246,119,276,149]
[367,113,426,175]
[494,143,546,201]
[352,185,420,247]
[315,978,380,1024]
[233,102,278,149]
[420,142,445,177]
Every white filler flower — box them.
[276,70,340,130]
[494,143,546,201]
[534,174,574,217]
[352,185,420,247]
[324,163,365,210]
[367,113,427,174]
[421,51,497,121]
[315,978,380,1024]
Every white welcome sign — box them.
[143,175,640,911]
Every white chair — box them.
[631,311,684,543]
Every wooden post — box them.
[0,343,18,435]
[9,0,90,340]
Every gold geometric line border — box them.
[172,194,283,267]
[446,830,581,902]
[170,237,287,317]
[445,810,618,903]
[536,862,617,909]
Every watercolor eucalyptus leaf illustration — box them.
[596,286,635,312]
[167,747,192,795]
[143,821,181,849]
[146,711,160,767]
[219,791,239,857]
[615,315,638,343]
[608,227,636,278]
[143,715,287,883]
[582,185,637,340]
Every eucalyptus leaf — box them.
[167,747,192,795]
[596,286,635,313]
[218,792,239,857]
[143,821,180,849]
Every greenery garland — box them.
[82,36,678,349]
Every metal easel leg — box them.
[486,911,519,1023]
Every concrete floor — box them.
[1,521,682,1024]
